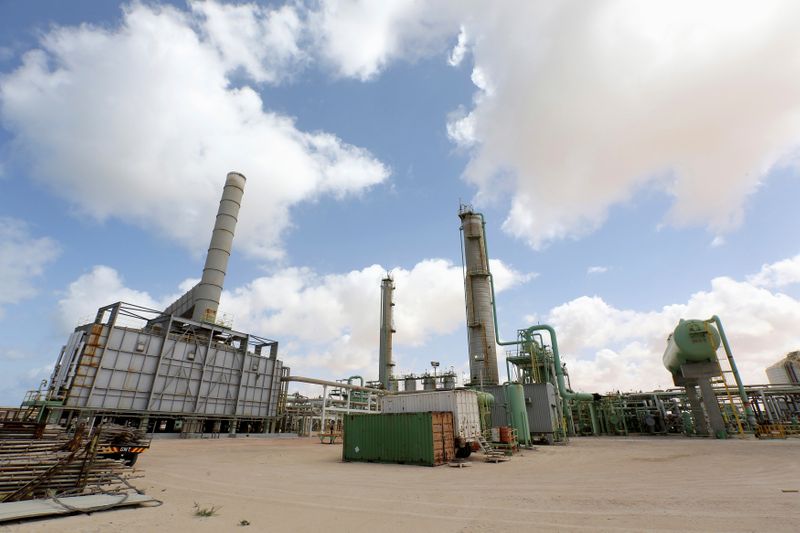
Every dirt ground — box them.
[2,436,798,533]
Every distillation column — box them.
[378,275,396,389]
[192,172,246,323]
[459,208,499,386]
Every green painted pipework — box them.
[476,391,495,431]
[505,383,531,445]
[472,212,594,435]
[704,316,756,429]
[347,376,364,387]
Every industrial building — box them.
[15,187,800,448]
[767,351,800,385]
[31,173,289,435]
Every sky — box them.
[1,0,799,405]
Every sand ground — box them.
[2,436,798,533]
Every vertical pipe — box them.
[192,172,246,323]
[321,384,328,436]
[706,315,756,429]
[378,276,395,389]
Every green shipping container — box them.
[343,411,455,466]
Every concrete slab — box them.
[0,493,155,523]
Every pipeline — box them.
[347,375,364,387]
[704,315,757,429]
[282,375,386,395]
[468,212,594,434]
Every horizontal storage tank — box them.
[380,390,481,441]
[662,319,720,374]
[342,412,455,466]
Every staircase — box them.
[476,433,509,463]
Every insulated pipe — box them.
[704,315,757,429]
[347,375,364,387]
[282,375,388,394]
[192,172,246,323]
[465,211,593,432]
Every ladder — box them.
[708,324,745,436]
[477,432,509,463]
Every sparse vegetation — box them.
[193,502,220,517]
[239,519,251,526]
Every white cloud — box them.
[304,1,800,248]
[308,0,460,80]
[0,2,388,261]
[747,254,800,288]
[54,257,531,379]
[192,1,307,84]
[56,265,160,333]
[26,363,54,381]
[0,347,29,361]
[0,217,59,317]
[711,236,726,248]
[446,106,477,148]
[447,25,468,67]
[547,255,800,393]
[587,266,608,275]
[221,257,530,376]
[456,1,800,249]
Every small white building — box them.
[765,351,800,385]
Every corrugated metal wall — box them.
[343,412,455,466]
[380,390,481,440]
[63,325,282,418]
[484,383,560,435]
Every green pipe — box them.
[704,316,756,429]
[471,212,593,434]
[347,375,364,387]
[588,402,599,436]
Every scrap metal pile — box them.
[0,420,145,503]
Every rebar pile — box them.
[96,424,148,447]
[0,422,139,502]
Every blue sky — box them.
[1,1,799,405]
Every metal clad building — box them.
[380,390,481,441]
[485,383,562,440]
[766,351,800,385]
[50,302,284,420]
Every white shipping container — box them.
[380,389,481,440]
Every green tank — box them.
[504,383,531,445]
[476,391,494,431]
[662,319,720,374]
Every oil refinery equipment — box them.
[766,351,800,385]
[662,317,755,438]
[458,205,593,438]
[35,173,288,435]
[378,275,396,390]
[459,206,500,386]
